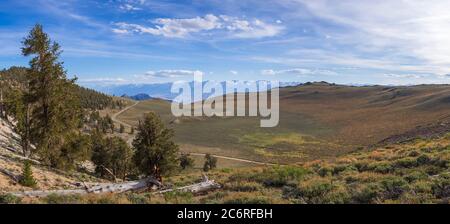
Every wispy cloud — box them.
[145,69,203,78]
[119,4,142,11]
[293,0,450,76]
[113,14,283,38]
[261,68,337,76]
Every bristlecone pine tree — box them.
[132,112,179,182]
[180,153,194,170]
[91,134,134,181]
[21,24,81,166]
[19,160,37,188]
[203,154,217,172]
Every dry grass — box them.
[115,84,450,163]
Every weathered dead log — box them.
[0,154,41,165]
[155,175,221,194]
[0,168,20,183]
[11,176,162,198]
[10,175,220,198]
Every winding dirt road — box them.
[188,153,277,166]
[111,101,139,128]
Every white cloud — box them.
[383,73,425,79]
[119,4,141,11]
[220,16,284,38]
[113,14,283,38]
[294,0,450,76]
[230,70,238,75]
[112,28,129,34]
[261,68,337,76]
[78,77,129,85]
[145,69,203,78]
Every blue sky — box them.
[1,0,450,86]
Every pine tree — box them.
[132,112,179,182]
[180,154,194,170]
[21,24,81,166]
[19,160,37,188]
[6,89,32,156]
[91,135,134,180]
[130,127,134,135]
[203,154,217,172]
[119,124,125,133]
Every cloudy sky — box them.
[1,0,450,86]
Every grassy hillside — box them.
[9,132,448,204]
[116,83,450,164]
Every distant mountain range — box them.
[84,81,303,101]
[121,93,154,101]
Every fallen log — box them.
[155,175,221,194]
[10,175,220,198]
[0,168,20,183]
[11,176,162,198]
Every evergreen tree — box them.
[21,24,81,166]
[19,160,37,188]
[91,135,134,180]
[58,133,92,170]
[132,112,179,182]
[203,154,217,172]
[6,89,32,156]
[180,153,194,170]
[119,124,125,133]
[130,127,134,135]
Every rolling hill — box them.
[115,82,450,164]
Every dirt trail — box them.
[111,101,139,128]
[188,153,278,166]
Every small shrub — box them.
[380,176,409,200]
[351,183,383,204]
[367,162,393,174]
[127,193,150,204]
[179,154,194,170]
[425,166,442,175]
[283,178,339,204]
[354,162,369,172]
[394,158,417,168]
[224,182,262,192]
[203,154,217,172]
[332,165,356,175]
[412,180,433,194]
[317,166,333,177]
[404,171,427,183]
[44,194,83,204]
[255,166,309,187]
[420,147,433,153]
[408,151,420,157]
[431,178,450,198]
[201,191,228,204]
[416,154,431,165]
[0,194,22,204]
[431,158,448,168]
[164,191,194,204]
[19,160,37,188]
